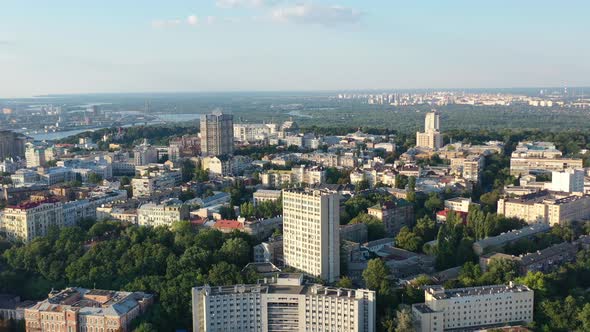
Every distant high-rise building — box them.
[0,130,26,161]
[200,111,234,156]
[282,188,340,282]
[25,143,48,168]
[424,111,440,132]
[416,110,442,150]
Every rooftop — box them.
[474,223,551,249]
[213,219,244,230]
[426,283,532,300]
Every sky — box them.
[0,0,589,97]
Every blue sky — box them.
[1,0,589,97]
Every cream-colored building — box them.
[1,199,64,243]
[497,190,590,226]
[192,273,376,332]
[416,111,443,151]
[444,197,472,213]
[262,166,326,188]
[416,131,443,151]
[283,188,340,282]
[137,199,189,228]
[253,189,282,206]
[510,157,583,176]
[412,283,534,332]
[201,155,233,176]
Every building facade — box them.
[0,130,26,161]
[283,188,340,282]
[25,288,152,332]
[412,283,534,332]
[137,199,189,227]
[416,111,443,150]
[367,200,414,237]
[1,199,64,242]
[200,111,234,156]
[497,190,590,226]
[192,273,376,332]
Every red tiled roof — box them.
[213,219,244,230]
[7,198,60,210]
[436,209,468,223]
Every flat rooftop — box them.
[427,284,531,300]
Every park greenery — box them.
[0,221,259,330]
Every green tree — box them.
[349,213,386,241]
[219,238,251,267]
[394,306,415,332]
[240,202,255,219]
[335,276,353,289]
[363,259,391,294]
[395,227,422,252]
[86,173,103,184]
[424,193,443,213]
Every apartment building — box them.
[131,171,182,197]
[25,288,153,332]
[416,111,443,151]
[551,168,584,193]
[201,155,233,176]
[192,273,376,332]
[283,188,340,282]
[233,123,278,142]
[497,190,590,226]
[367,200,414,237]
[510,157,583,176]
[412,283,534,332]
[137,199,189,227]
[200,111,234,156]
[262,166,326,189]
[1,198,64,242]
[0,130,26,160]
[253,189,282,206]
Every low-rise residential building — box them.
[25,288,153,332]
[253,236,284,266]
[497,190,590,226]
[192,273,376,332]
[444,197,472,213]
[367,200,414,237]
[472,223,551,256]
[479,241,579,275]
[137,199,189,227]
[0,295,34,322]
[412,283,534,332]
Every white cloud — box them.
[216,0,274,8]
[271,3,362,26]
[151,19,182,29]
[187,15,199,25]
[206,16,217,25]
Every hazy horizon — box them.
[2,0,589,97]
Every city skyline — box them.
[1,0,590,97]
